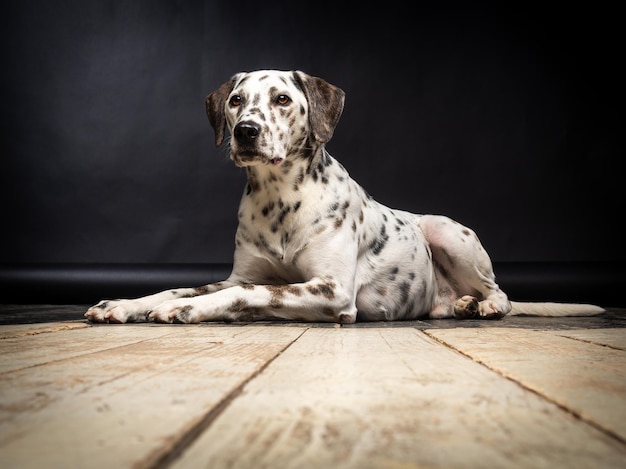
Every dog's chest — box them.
[236,161,357,264]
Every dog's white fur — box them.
[85,70,604,324]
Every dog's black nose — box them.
[234,122,260,142]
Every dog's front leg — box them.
[84,281,235,323]
[148,276,357,324]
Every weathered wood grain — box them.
[554,328,626,350]
[170,327,626,469]
[0,324,307,469]
[0,324,181,373]
[0,321,89,340]
[425,327,626,442]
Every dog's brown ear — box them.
[206,75,239,147]
[293,71,345,144]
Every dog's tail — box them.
[509,301,605,317]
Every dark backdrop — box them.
[1,1,624,304]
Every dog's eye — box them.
[276,94,291,106]
[229,95,242,107]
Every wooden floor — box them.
[1,305,625,468]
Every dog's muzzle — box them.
[232,121,261,165]
[231,120,282,166]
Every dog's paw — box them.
[454,295,480,319]
[84,300,148,324]
[454,295,505,320]
[478,300,505,320]
[148,301,198,324]
[454,296,505,320]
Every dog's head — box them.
[206,70,345,167]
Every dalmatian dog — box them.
[85,70,604,324]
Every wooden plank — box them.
[171,327,626,469]
[0,321,89,340]
[0,324,307,469]
[425,327,626,442]
[0,324,186,373]
[554,328,626,350]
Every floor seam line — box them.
[421,329,626,447]
[140,327,311,469]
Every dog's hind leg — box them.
[419,215,511,319]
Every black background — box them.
[1,1,624,303]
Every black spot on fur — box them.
[193,285,214,295]
[370,224,389,255]
[173,305,194,323]
[280,160,293,172]
[278,205,291,224]
[262,202,275,217]
[229,299,249,312]
[398,282,411,308]
[266,285,302,298]
[293,169,305,191]
[306,281,335,299]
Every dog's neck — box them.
[243,145,330,201]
